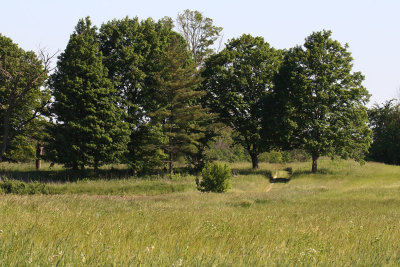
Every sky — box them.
[1,0,399,106]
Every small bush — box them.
[0,180,49,195]
[196,163,231,193]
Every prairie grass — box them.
[1,159,400,266]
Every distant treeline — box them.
[0,10,391,174]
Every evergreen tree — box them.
[152,34,209,174]
[49,17,130,170]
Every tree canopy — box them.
[99,16,175,173]
[176,9,223,66]
[268,30,371,172]
[202,34,282,168]
[0,12,380,175]
[0,34,51,162]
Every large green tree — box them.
[269,30,371,173]
[151,34,209,174]
[49,17,130,170]
[176,9,223,66]
[99,16,174,173]
[0,34,51,162]
[202,34,282,168]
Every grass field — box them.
[1,159,400,266]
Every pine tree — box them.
[49,17,130,170]
[152,34,210,174]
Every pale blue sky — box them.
[1,0,399,105]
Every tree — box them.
[0,34,52,162]
[176,9,223,66]
[269,30,371,173]
[202,34,282,168]
[99,16,175,173]
[49,17,130,170]
[151,34,209,174]
[368,100,400,165]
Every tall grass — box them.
[1,159,400,265]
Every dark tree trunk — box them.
[94,159,99,172]
[250,153,259,169]
[312,154,319,173]
[0,111,11,162]
[72,162,78,171]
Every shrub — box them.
[0,180,49,195]
[196,163,231,193]
[259,150,285,163]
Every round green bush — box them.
[196,163,231,193]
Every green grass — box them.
[1,159,400,265]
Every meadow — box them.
[1,159,400,266]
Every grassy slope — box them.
[1,159,400,266]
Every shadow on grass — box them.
[0,165,199,183]
[290,168,335,179]
[0,168,134,183]
[232,168,270,176]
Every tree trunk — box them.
[169,152,173,175]
[36,142,44,170]
[94,159,99,172]
[250,153,259,169]
[312,154,319,173]
[72,162,78,171]
[0,111,11,162]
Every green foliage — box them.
[49,17,130,170]
[0,179,48,195]
[0,34,50,162]
[196,162,231,192]
[368,100,400,164]
[267,30,371,172]
[176,9,223,66]
[4,135,36,162]
[203,34,283,168]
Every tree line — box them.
[0,10,383,174]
